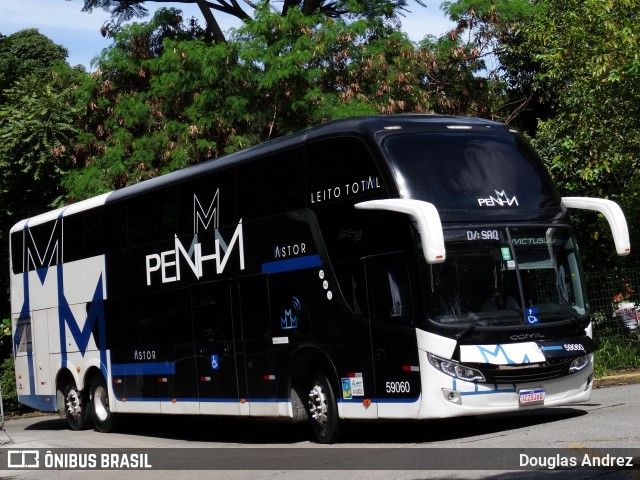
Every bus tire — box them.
[60,383,92,431]
[89,375,118,433]
[307,372,340,444]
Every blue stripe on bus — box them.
[540,345,564,351]
[452,378,518,396]
[459,387,517,396]
[18,394,57,412]
[111,362,176,376]
[261,254,322,274]
[26,352,36,401]
[338,396,421,404]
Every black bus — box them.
[10,115,630,443]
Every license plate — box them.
[519,388,545,406]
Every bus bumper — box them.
[417,352,594,419]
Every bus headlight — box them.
[569,353,593,373]
[427,353,486,383]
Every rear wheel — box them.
[60,383,92,430]
[89,375,118,432]
[307,372,341,444]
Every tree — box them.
[0,29,70,100]
[0,73,81,214]
[64,8,215,199]
[63,5,501,201]
[0,31,82,321]
[522,0,640,270]
[440,0,546,127]
[76,0,426,43]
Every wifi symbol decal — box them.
[281,297,301,330]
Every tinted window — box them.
[369,260,414,327]
[106,288,192,348]
[382,132,560,212]
[307,137,384,207]
[237,147,306,220]
[15,317,32,353]
[10,231,23,274]
[127,186,177,247]
[192,282,233,343]
[334,262,368,317]
[238,276,271,339]
[19,219,62,272]
[63,204,128,263]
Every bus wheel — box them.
[89,375,118,433]
[60,383,92,430]
[307,372,340,444]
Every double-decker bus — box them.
[10,115,630,443]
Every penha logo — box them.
[145,188,245,286]
[477,190,519,207]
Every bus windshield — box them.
[381,131,561,218]
[425,226,587,329]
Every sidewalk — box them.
[593,370,640,388]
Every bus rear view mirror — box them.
[562,197,631,256]
[355,199,446,264]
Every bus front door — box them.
[191,281,241,415]
[366,258,422,418]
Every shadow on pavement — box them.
[23,407,587,445]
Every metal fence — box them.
[586,268,640,342]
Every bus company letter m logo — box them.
[194,190,220,233]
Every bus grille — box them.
[477,360,571,384]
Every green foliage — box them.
[0,69,82,215]
[82,0,427,43]
[594,336,640,378]
[440,0,545,124]
[65,4,500,200]
[0,29,70,97]
[0,356,27,413]
[523,0,640,270]
[0,319,10,345]
[441,0,640,270]
[0,30,84,320]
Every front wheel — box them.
[307,372,341,444]
[89,375,118,433]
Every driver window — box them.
[369,261,414,326]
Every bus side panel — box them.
[11,268,59,411]
[14,255,108,411]
[32,309,54,395]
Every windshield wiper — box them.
[456,320,481,341]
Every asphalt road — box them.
[1,383,639,479]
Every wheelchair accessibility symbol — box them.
[526,307,540,325]
[211,354,219,370]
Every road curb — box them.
[593,371,640,388]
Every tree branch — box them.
[194,0,227,42]
[505,93,534,125]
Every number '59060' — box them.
[385,381,410,393]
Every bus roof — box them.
[12,115,510,232]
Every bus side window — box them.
[15,317,32,353]
[334,263,368,317]
[237,147,306,220]
[238,277,271,339]
[369,262,414,326]
[307,137,381,198]
[192,283,232,343]
[136,290,192,345]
